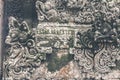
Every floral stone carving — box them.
[3,0,120,80]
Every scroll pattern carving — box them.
[3,0,120,80]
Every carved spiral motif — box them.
[95,49,117,73]
[78,30,94,49]
[4,0,120,79]
[74,49,94,72]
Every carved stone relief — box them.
[2,0,120,80]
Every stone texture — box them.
[2,0,120,80]
[0,0,3,79]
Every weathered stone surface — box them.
[0,0,3,79]
[2,0,120,80]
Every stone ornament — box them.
[3,0,120,80]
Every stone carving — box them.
[35,0,94,23]
[35,0,120,24]
[3,0,120,80]
[36,0,58,21]
[4,17,45,80]
[73,49,94,72]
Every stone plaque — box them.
[2,0,120,80]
